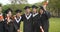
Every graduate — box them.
[0,4,2,13]
[0,20,4,32]
[38,6,51,32]
[0,4,5,32]
[13,9,22,32]
[22,6,33,32]
[32,5,40,32]
[0,18,4,32]
[0,4,4,21]
[32,5,44,32]
[4,8,14,32]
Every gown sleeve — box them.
[44,11,51,19]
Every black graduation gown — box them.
[0,21,4,32]
[4,19,14,32]
[32,13,41,32]
[22,14,33,32]
[13,16,22,32]
[39,11,51,32]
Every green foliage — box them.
[49,18,60,32]
[20,18,60,32]
[2,4,32,15]
[48,0,60,17]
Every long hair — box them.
[38,6,45,14]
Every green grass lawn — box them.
[49,18,60,32]
[20,18,60,32]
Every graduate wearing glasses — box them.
[4,8,14,32]
[22,6,33,32]
[0,4,4,32]
[32,5,40,32]
[13,9,22,32]
[32,5,44,32]
[38,6,51,32]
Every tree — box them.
[47,0,60,17]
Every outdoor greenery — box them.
[0,0,60,32]
[20,18,60,32]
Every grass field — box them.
[49,18,60,32]
[20,18,60,32]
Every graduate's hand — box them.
[13,15,16,19]
[0,19,3,21]
[40,26,44,32]
[0,15,4,21]
[17,29,20,32]
[0,18,4,21]
[7,14,10,24]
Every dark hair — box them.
[24,6,31,10]
[32,5,38,9]
[6,8,12,14]
[15,9,22,13]
[38,6,45,14]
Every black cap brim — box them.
[5,8,12,14]
[32,5,38,9]
[15,9,22,13]
[39,6,45,11]
[24,6,31,9]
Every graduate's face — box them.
[25,8,30,13]
[8,11,12,17]
[16,13,21,17]
[39,9,44,14]
[32,8,37,13]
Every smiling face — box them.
[25,8,31,14]
[16,13,21,17]
[39,9,44,14]
[8,11,12,17]
[32,8,37,13]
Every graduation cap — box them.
[24,6,31,9]
[15,9,22,13]
[5,8,12,14]
[39,6,45,11]
[32,5,38,9]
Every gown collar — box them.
[25,13,32,20]
[33,13,38,17]
[15,16,22,23]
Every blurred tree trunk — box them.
[47,0,60,17]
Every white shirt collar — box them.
[15,16,22,23]
[33,13,38,17]
[25,13,32,20]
